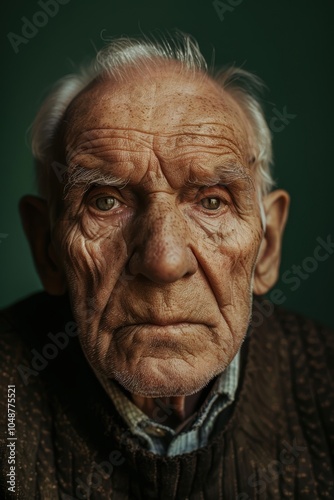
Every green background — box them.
[1,0,333,327]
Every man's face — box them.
[52,65,264,397]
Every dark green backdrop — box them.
[1,0,333,327]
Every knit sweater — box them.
[0,292,333,499]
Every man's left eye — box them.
[201,197,221,210]
[95,196,117,211]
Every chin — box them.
[111,357,224,397]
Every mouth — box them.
[137,320,196,327]
[113,321,209,337]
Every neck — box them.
[131,383,214,429]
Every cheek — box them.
[194,216,263,337]
[227,225,263,289]
[55,217,129,321]
[64,215,124,273]
[194,213,262,290]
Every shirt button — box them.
[143,425,167,437]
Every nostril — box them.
[127,242,197,284]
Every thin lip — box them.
[115,320,208,330]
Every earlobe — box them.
[253,189,290,295]
[19,195,67,295]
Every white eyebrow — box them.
[64,165,129,197]
[186,162,254,192]
[63,161,256,203]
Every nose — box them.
[128,199,198,284]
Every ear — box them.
[19,195,67,295]
[253,189,290,295]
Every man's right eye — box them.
[95,196,117,211]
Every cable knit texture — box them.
[0,292,333,499]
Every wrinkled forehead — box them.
[65,65,251,154]
[56,66,255,199]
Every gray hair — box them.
[31,32,274,200]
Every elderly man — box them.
[0,33,333,499]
